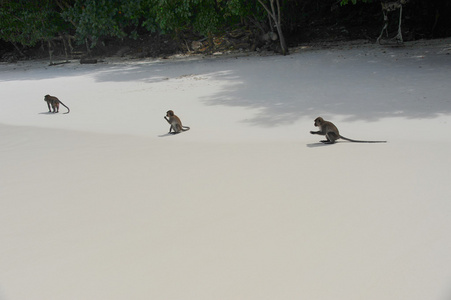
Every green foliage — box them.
[340,0,373,5]
[192,2,221,36]
[149,0,223,36]
[63,0,128,46]
[0,0,279,50]
[225,0,266,24]
[0,0,65,46]
[149,0,191,33]
[148,0,265,37]
[1,0,391,54]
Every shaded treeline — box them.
[0,0,450,59]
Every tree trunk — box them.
[257,0,288,55]
[11,42,25,57]
[48,40,54,65]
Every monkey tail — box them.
[59,101,70,114]
[181,126,190,131]
[340,135,386,143]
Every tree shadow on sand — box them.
[196,43,451,126]
[83,41,451,127]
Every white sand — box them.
[1,39,451,300]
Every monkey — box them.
[44,95,70,114]
[310,117,386,144]
[164,110,190,134]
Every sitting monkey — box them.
[310,117,386,144]
[164,110,190,134]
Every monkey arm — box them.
[164,117,174,133]
[310,130,324,135]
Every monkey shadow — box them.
[39,111,69,115]
[158,132,180,137]
[306,142,337,148]
[38,112,57,115]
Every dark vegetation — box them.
[1,0,450,63]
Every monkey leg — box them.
[325,132,338,143]
[319,133,332,143]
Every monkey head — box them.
[314,117,324,127]
[166,110,175,117]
